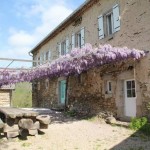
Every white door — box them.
[124,80,136,117]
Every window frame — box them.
[107,81,112,94]
[126,80,136,98]
[105,11,114,36]
[75,31,82,48]
[61,40,67,56]
[38,57,40,65]
[98,4,120,40]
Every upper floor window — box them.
[45,50,51,62]
[72,27,85,49]
[40,53,44,64]
[98,4,120,39]
[106,11,114,36]
[75,31,81,48]
[61,41,67,55]
[59,37,69,57]
[37,56,40,65]
[46,51,49,61]
[35,50,51,66]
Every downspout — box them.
[65,76,69,111]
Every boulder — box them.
[106,116,116,124]
[36,115,50,125]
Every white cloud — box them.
[2,0,73,64]
[8,30,35,47]
[35,4,72,38]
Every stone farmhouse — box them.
[30,0,150,120]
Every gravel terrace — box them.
[0,109,150,150]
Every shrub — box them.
[129,117,148,130]
[129,117,150,136]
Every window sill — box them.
[105,34,114,41]
[105,93,113,98]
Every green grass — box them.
[12,82,32,108]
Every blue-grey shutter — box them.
[44,52,46,63]
[36,57,38,66]
[66,37,69,54]
[48,50,51,61]
[58,43,61,57]
[71,33,75,49]
[80,27,85,48]
[40,54,43,64]
[113,4,120,32]
[98,15,104,39]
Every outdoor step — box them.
[36,115,50,125]
[3,124,19,132]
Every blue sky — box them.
[0,0,85,68]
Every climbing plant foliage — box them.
[0,44,146,86]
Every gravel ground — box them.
[0,110,150,150]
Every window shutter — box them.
[66,37,69,54]
[113,4,120,32]
[36,57,38,66]
[71,33,75,49]
[98,15,104,39]
[58,43,61,57]
[80,27,85,48]
[40,54,43,64]
[48,50,51,61]
[44,52,46,63]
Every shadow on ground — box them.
[26,108,80,124]
[110,123,150,150]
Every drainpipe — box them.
[65,76,69,111]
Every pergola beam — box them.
[0,57,39,63]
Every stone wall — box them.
[32,77,58,108]
[67,69,116,115]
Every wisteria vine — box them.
[0,44,146,86]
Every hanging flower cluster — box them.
[0,44,146,86]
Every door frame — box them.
[124,79,137,117]
[59,80,66,105]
